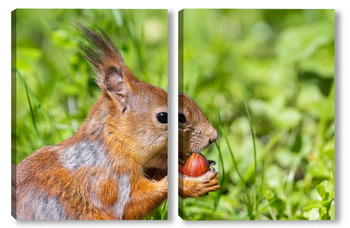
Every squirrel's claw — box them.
[208,160,216,166]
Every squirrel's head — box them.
[78,25,168,172]
[178,93,217,160]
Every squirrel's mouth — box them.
[143,153,168,181]
[144,168,167,181]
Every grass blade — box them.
[20,73,46,146]
[213,140,225,211]
[161,200,168,220]
[213,111,225,211]
[244,101,258,217]
[17,70,63,141]
[257,160,265,213]
[224,133,253,219]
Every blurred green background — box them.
[12,9,168,220]
[179,9,334,220]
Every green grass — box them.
[180,9,334,220]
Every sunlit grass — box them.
[180,9,334,220]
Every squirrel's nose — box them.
[208,127,218,144]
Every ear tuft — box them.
[75,23,139,113]
[75,23,138,84]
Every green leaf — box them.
[296,85,323,114]
[269,197,286,213]
[272,108,301,129]
[275,149,297,167]
[316,180,333,201]
[319,207,328,220]
[263,189,275,200]
[309,208,320,220]
[299,46,334,78]
[316,184,326,201]
[264,165,283,188]
[276,21,334,64]
[266,96,285,116]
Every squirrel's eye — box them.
[179,113,186,123]
[156,112,168,124]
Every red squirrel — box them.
[178,94,220,198]
[14,25,219,220]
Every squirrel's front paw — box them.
[179,169,220,198]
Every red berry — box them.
[183,153,209,177]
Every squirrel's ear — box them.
[77,24,138,113]
[103,66,132,113]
